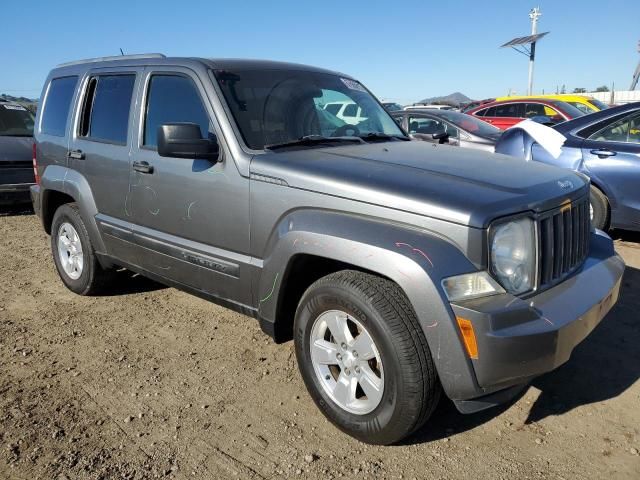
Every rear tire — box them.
[51,203,114,295]
[590,185,610,231]
[294,270,440,445]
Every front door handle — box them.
[133,160,154,174]
[67,149,85,160]
[590,149,617,159]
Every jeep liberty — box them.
[30,54,624,444]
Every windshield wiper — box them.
[358,132,410,142]
[265,135,365,150]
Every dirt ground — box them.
[1,207,639,480]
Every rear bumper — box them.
[0,183,35,204]
[30,184,41,217]
[449,230,624,405]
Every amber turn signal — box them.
[456,316,478,359]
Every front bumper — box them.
[449,230,624,406]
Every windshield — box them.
[0,104,35,137]
[565,101,597,115]
[588,98,609,110]
[213,69,404,150]
[431,111,501,137]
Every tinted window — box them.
[409,117,443,134]
[144,75,210,147]
[474,108,487,117]
[343,103,358,117]
[589,111,640,144]
[0,104,34,136]
[81,75,135,143]
[523,103,547,117]
[484,107,497,117]
[41,76,78,136]
[495,103,524,117]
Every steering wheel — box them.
[332,124,360,137]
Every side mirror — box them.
[157,123,220,161]
[432,130,450,143]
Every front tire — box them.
[590,185,610,231]
[294,270,440,445]
[51,203,114,295]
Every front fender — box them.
[257,209,484,400]
[41,165,107,254]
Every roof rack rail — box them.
[56,53,166,68]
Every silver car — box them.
[392,109,502,152]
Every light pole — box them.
[501,7,548,96]
[527,7,541,95]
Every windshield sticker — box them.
[340,78,367,93]
[2,104,27,111]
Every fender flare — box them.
[40,165,108,255]
[256,209,483,399]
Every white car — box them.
[404,104,455,111]
[323,101,368,125]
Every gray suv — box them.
[31,54,624,445]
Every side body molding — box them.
[256,209,484,400]
[40,165,108,256]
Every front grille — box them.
[538,197,590,288]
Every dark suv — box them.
[0,99,35,204]
[31,54,624,444]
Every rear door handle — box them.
[67,149,85,160]
[132,160,154,174]
[590,149,617,158]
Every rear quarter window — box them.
[41,76,78,137]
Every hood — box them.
[0,136,33,162]
[250,141,588,228]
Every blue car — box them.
[496,102,640,231]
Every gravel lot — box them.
[1,207,639,480]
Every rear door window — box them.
[79,74,136,144]
[41,76,78,136]
[524,103,547,117]
[143,75,210,148]
[495,103,524,117]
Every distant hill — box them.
[417,92,472,107]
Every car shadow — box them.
[94,269,167,296]
[526,265,640,423]
[0,203,34,217]
[611,229,640,244]
[402,266,640,444]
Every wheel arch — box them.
[39,165,108,258]
[256,208,483,400]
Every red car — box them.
[466,98,585,130]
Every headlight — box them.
[490,217,536,295]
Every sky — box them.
[2,0,639,104]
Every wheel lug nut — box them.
[344,368,350,375]
[341,343,347,350]
[355,367,361,374]
[353,351,358,358]
[336,353,342,360]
